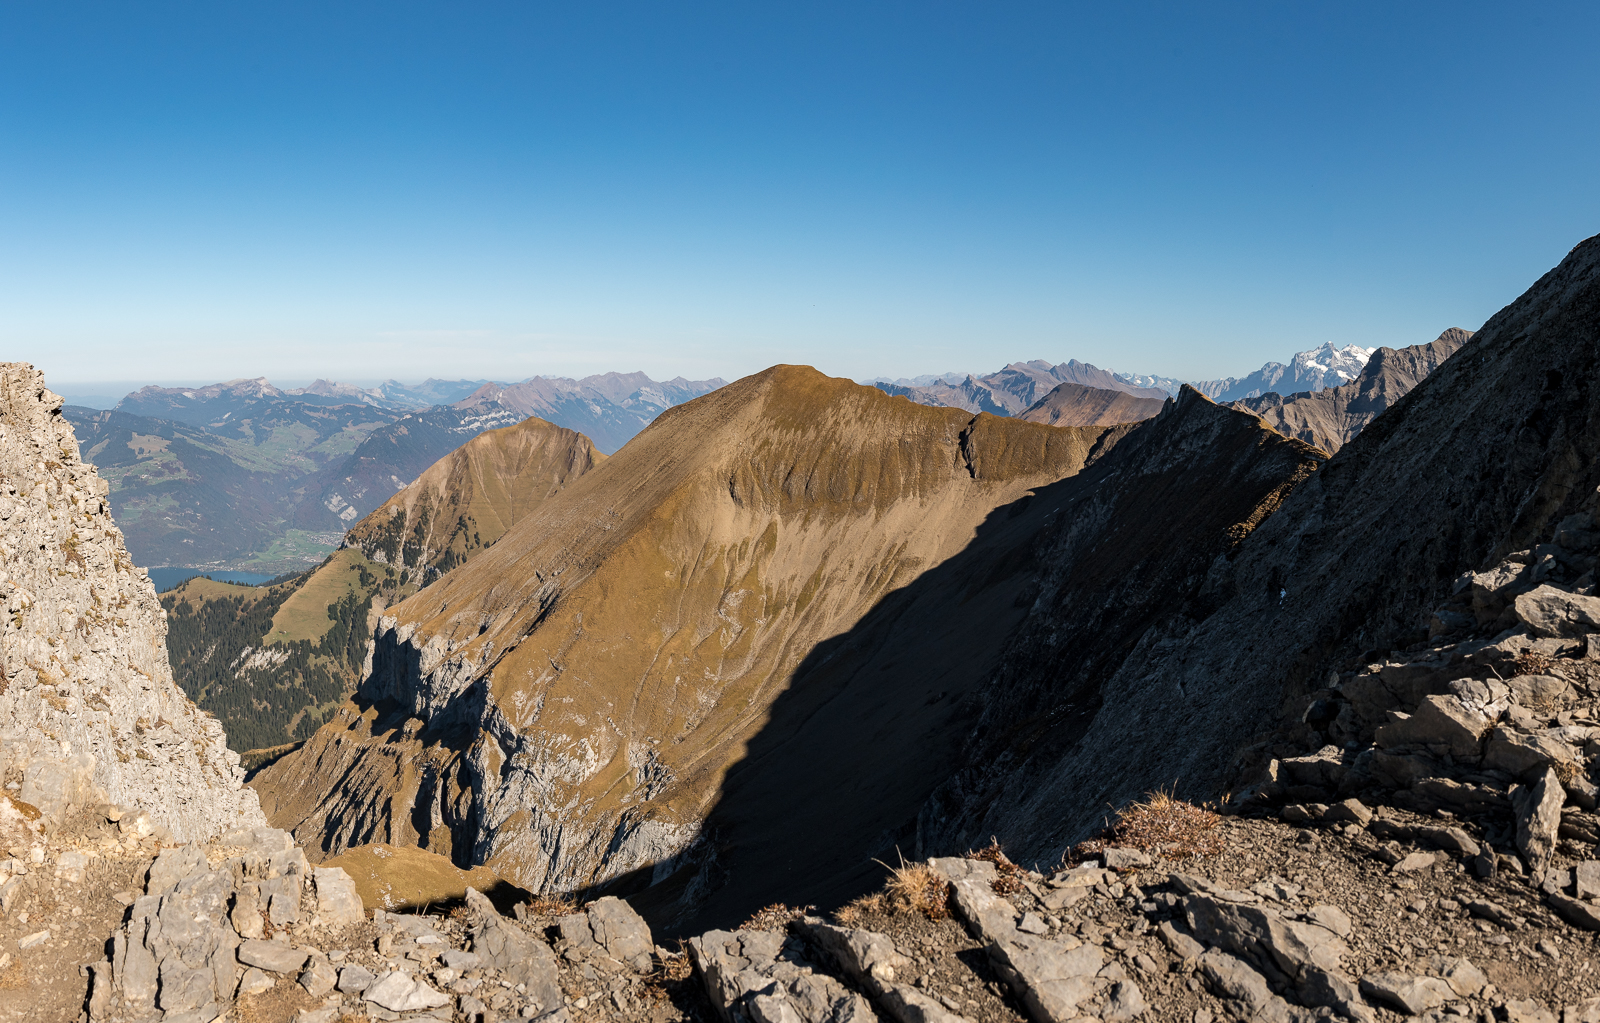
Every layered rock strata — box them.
[0,363,262,842]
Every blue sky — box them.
[3,2,1596,393]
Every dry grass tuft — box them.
[835,892,886,925]
[1106,789,1224,860]
[739,902,814,932]
[966,838,1026,896]
[655,940,695,982]
[526,894,579,917]
[1513,650,1555,677]
[880,858,950,920]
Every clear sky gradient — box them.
[4,2,1597,391]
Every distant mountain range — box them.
[65,371,722,572]
[869,341,1378,414]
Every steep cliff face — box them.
[926,235,1600,865]
[255,367,1132,915]
[1233,328,1471,453]
[0,364,264,842]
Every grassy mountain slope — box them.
[159,416,604,752]
[251,367,1137,913]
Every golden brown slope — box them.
[166,415,604,752]
[1017,380,1170,426]
[345,414,606,582]
[254,365,1131,911]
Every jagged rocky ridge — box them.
[919,234,1600,868]
[1233,329,1472,454]
[0,364,263,842]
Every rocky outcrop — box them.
[1232,328,1471,454]
[0,363,262,842]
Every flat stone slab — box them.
[237,939,309,974]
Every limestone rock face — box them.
[0,363,264,842]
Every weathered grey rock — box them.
[1104,980,1149,1022]
[337,963,376,993]
[1548,892,1600,930]
[1487,729,1580,780]
[1516,767,1566,873]
[1504,998,1559,1023]
[310,867,364,927]
[1322,799,1372,827]
[1196,949,1314,1023]
[1413,825,1480,857]
[238,939,310,974]
[585,895,654,972]
[1102,847,1151,871]
[1158,922,1204,960]
[299,957,337,997]
[1574,861,1600,900]
[0,364,264,843]
[1185,894,1369,1022]
[1375,695,1499,757]
[363,971,452,1012]
[1515,585,1600,637]
[941,874,1020,943]
[1359,972,1453,1015]
[989,936,1111,1022]
[20,754,101,819]
[689,928,875,1023]
[440,948,481,971]
[798,920,972,1023]
[1393,851,1441,873]
[237,967,274,996]
[1305,905,1353,938]
[463,886,563,1014]
[1428,956,1486,997]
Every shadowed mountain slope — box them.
[251,368,1133,904]
[920,234,1600,868]
[1232,328,1471,453]
[1018,381,1170,427]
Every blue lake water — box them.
[149,568,277,592]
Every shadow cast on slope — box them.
[621,393,1328,937]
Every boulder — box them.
[337,964,376,993]
[310,867,363,927]
[1486,729,1579,781]
[463,887,563,1014]
[1184,893,1369,1022]
[1516,767,1566,874]
[1515,585,1600,637]
[585,896,654,973]
[1375,695,1499,757]
[1359,972,1453,1015]
[690,928,875,1023]
[363,971,451,1012]
[1322,799,1372,827]
[1196,949,1315,1023]
[1548,893,1600,931]
[237,939,309,974]
[798,920,972,1023]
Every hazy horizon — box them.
[6,3,1596,388]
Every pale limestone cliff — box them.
[0,363,264,842]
